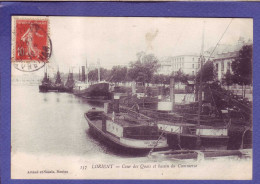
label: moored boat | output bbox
[157,121,229,150]
[39,68,66,92]
[64,70,75,92]
[120,105,229,150]
[84,106,168,152]
[39,68,53,92]
[73,63,112,100]
[74,82,111,100]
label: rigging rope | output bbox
[207,19,234,60]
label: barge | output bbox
[84,106,168,152]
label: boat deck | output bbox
[157,120,227,129]
[105,113,153,127]
[157,120,195,127]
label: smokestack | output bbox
[82,66,86,82]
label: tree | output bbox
[196,60,216,83]
[109,66,127,84]
[231,45,253,97]
[171,70,189,83]
[222,69,234,90]
[187,74,196,81]
[195,60,216,101]
[127,53,160,85]
[151,74,169,85]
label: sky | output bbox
[12,17,253,75]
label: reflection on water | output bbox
[11,85,147,159]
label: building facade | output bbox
[158,54,210,76]
[211,37,252,81]
[158,37,252,79]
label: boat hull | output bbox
[165,133,229,150]
[39,85,66,92]
[85,115,168,153]
[74,82,111,100]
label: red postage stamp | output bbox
[12,16,51,72]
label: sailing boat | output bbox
[39,66,66,92]
[39,66,52,92]
[64,68,75,92]
[73,59,112,100]
[53,68,66,92]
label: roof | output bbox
[207,39,253,60]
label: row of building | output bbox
[158,37,253,81]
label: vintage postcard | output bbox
[11,16,253,180]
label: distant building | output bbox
[211,37,253,80]
[11,73,42,85]
[158,57,173,75]
[158,54,210,76]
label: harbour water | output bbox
[11,85,143,158]
[11,85,252,179]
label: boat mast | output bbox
[197,21,205,148]
[55,66,62,84]
[47,63,50,81]
[44,65,47,77]
[43,65,48,82]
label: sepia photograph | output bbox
[10,16,253,180]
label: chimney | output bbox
[82,66,85,82]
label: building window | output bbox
[221,61,224,71]
[227,62,231,70]
[216,63,218,71]
[198,63,200,68]
[192,71,194,75]
[192,58,194,61]
[192,64,194,68]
